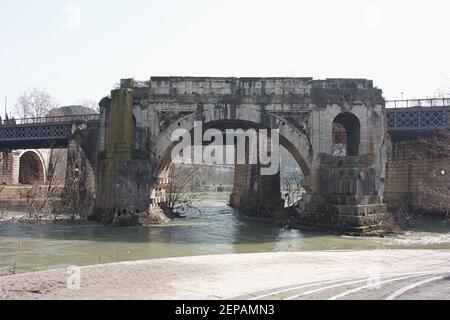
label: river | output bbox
[1,193,450,274]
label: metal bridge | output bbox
[385,98,450,141]
[0,98,449,149]
[0,114,100,149]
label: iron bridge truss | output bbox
[0,114,100,149]
[386,98,450,141]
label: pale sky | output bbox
[1,0,450,118]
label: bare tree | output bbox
[433,81,450,98]
[60,147,94,220]
[23,152,61,221]
[415,129,450,219]
[0,186,5,221]
[76,98,100,112]
[281,169,304,207]
[162,165,201,217]
[14,87,57,119]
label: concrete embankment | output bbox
[1,250,449,300]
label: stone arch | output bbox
[18,150,45,184]
[332,112,361,156]
[154,107,313,193]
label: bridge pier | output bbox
[62,123,98,215]
[230,163,283,217]
[92,89,154,223]
[291,154,387,233]
[0,150,17,184]
[229,130,284,217]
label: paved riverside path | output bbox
[1,250,449,300]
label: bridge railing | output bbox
[0,114,100,126]
[385,98,450,109]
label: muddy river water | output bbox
[1,193,450,273]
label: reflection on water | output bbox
[1,193,450,273]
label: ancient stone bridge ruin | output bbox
[1,78,449,232]
[92,77,389,233]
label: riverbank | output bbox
[1,250,449,300]
[1,192,450,275]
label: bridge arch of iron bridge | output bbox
[0,114,100,150]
